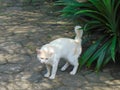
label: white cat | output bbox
[36,26,83,79]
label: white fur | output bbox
[37,26,83,79]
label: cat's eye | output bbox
[41,58,44,59]
[46,58,48,60]
[40,58,48,60]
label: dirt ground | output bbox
[0,0,120,90]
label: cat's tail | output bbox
[74,25,83,42]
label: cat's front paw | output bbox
[44,73,50,78]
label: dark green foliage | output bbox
[56,0,120,71]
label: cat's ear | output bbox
[36,48,41,54]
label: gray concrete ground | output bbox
[0,0,120,90]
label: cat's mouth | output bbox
[40,60,46,64]
[40,59,49,64]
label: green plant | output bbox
[56,0,120,71]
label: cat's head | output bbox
[36,46,54,64]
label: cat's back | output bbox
[49,38,77,49]
[41,38,74,49]
[50,38,74,44]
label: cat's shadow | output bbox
[27,69,45,83]
[27,59,73,83]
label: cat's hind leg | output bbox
[61,62,69,71]
[70,61,79,75]
[69,57,79,75]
